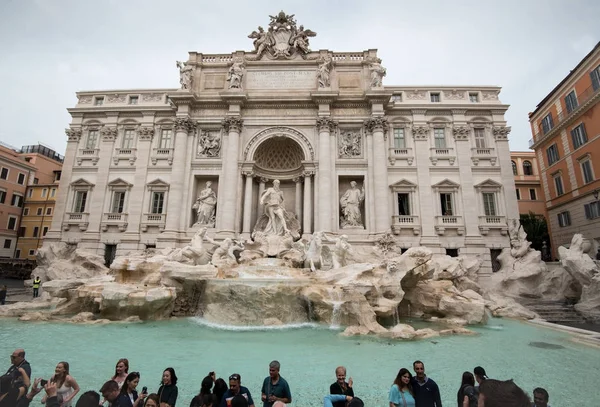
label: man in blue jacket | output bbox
[221,374,255,407]
[411,360,442,407]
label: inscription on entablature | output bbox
[338,73,362,88]
[204,74,226,90]
[244,108,316,117]
[192,109,228,117]
[246,70,316,90]
[331,107,370,116]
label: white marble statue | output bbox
[317,56,332,88]
[248,26,272,59]
[340,181,365,228]
[339,131,361,158]
[259,179,290,236]
[197,131,221,158]
[291,25,316,54]
[176,61,193,90]
[193,181,217,226]
[211,238,245,267]
[369,58,386,88]
[304,231,326,272]
[331,235,352,269]
[179,227,218,265]
[227,59,245,89]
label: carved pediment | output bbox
[432,179,460,190]
[70,178,95,188]
[390,179,417,191]
[108,178,133,189]
[475,179,502,190]
[146,178,170,188]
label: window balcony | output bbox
[151,148,174,165]
[429,147,456,166]
[470,147,497,166]
[391,215,420,235]
[141,213,166,232]
[434,215,464,235]
[101,212,128,232]
[63,212,89,231]
[76,149,99,165]
[113,148,137,166]
[478,215,508,236]
[388,147,414,166]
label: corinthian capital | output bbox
[100,127,118,141]
[493,126,511,140]
[222,116,244,133]
[364,116,389,133]
[65,128,82,141]
[316,117,337,132]
[174,117,196,132]
[138,126,155,140]
[452,126,469,140]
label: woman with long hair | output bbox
[212,378,228,406]
[157,367,178,407]
[117,372,148,407]
[190,373,215,407]
[389,368,415,407]
[112,358,130,388]
[457,372,478,407]
[41,361,80,407]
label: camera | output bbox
[40,379,48,387]
[142,386,148,394]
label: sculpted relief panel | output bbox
[338,130,362,158]
[197,131,221,158]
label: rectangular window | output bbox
[0,168,8,180]
[541,113,554,134]
[29,249,35,256]
[554,174,564,196]
[33,226,39,238]
[482,193,497,216]
[122,129,135,149]
[17,173,25,185]
[33,178,38,184]
[546,144,560,165]
[36,207,42,216]
[591,64,600,91]
[159,129,172,149]
[0,189,6,204]
[565,90,578,113]
[515,189,521,200]
[46,207,52,215]
[397,193,410,215]
[23,208,29,216]
[474,128,486,148]
[111,191,126,213]
[434,128,446,148]
[3,239,11,249]
[7,216,17,230]
[584,201,600,219]
[581,160,594,184]
[15,249,20,258]
[50,188,56,198]
[18,227,26,237]
[571,124,588,149]
[440,193,453,216]
[43,226,49,236]
[430,92,440,103]
[73,191,88,213]
[41,188,48,198]
[11,194,23,207]
[129,95,139,105]
[529,189,537,200]
[557,211,571,227]
[469,93,479,103]
[86,130,98,149]
[27,189,33,198]
[94,96,104,106]
[151,192,164,214]
[393,128,405,149]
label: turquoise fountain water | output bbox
[0,318,597,406]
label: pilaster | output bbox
[364,116,389,234]
[316,117,337,232]
[217,116,244,237]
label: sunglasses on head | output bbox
[229,374,240,381]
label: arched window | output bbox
[523,160,533,175]
[511,161,518,175]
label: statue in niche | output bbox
[339,131,361,158]
[317,56,332,88]
[176,61,193,90]
[193,181,217,227]
[259,179,290,236]
[197,131,221,157]
[340,181,365,228]
[227,59,245,89]
[369,58,386,88]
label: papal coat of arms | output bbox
[248,11,316,59]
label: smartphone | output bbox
[40,379,48,387]
[142,386,148,394]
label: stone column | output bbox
[218,116,243,235]
[46,128,82,241]
[494,126,519,219]
[316,117,336,231]
[242,171,254,236]
[365,117,389,233]
[453,125,480,237]
[258,178,267,203]
[294,177,302,223]
[163,118,194,237]
[412,124,436,241]
[302,170,314,235]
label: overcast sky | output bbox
[1,0,598,154]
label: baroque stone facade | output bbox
[46,12,518,279]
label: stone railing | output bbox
[141,213,166,232]
[76,148,99,165]
[151,148,174,165]
[434,215,464,235]
[478,215,508,235]
[471,147,497,166]
[388,147,414,165]
[113,148,137,166]
[102,213,128,232]
[429,147,456,166]
[331,53,364,61]
[391,215,420,235]
[201,54,234,63]
[63,212,89,231]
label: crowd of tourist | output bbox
[1,348,552,407]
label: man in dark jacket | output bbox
[329,366,354,407]
[221,374,254,407]
[411,360,442,407]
